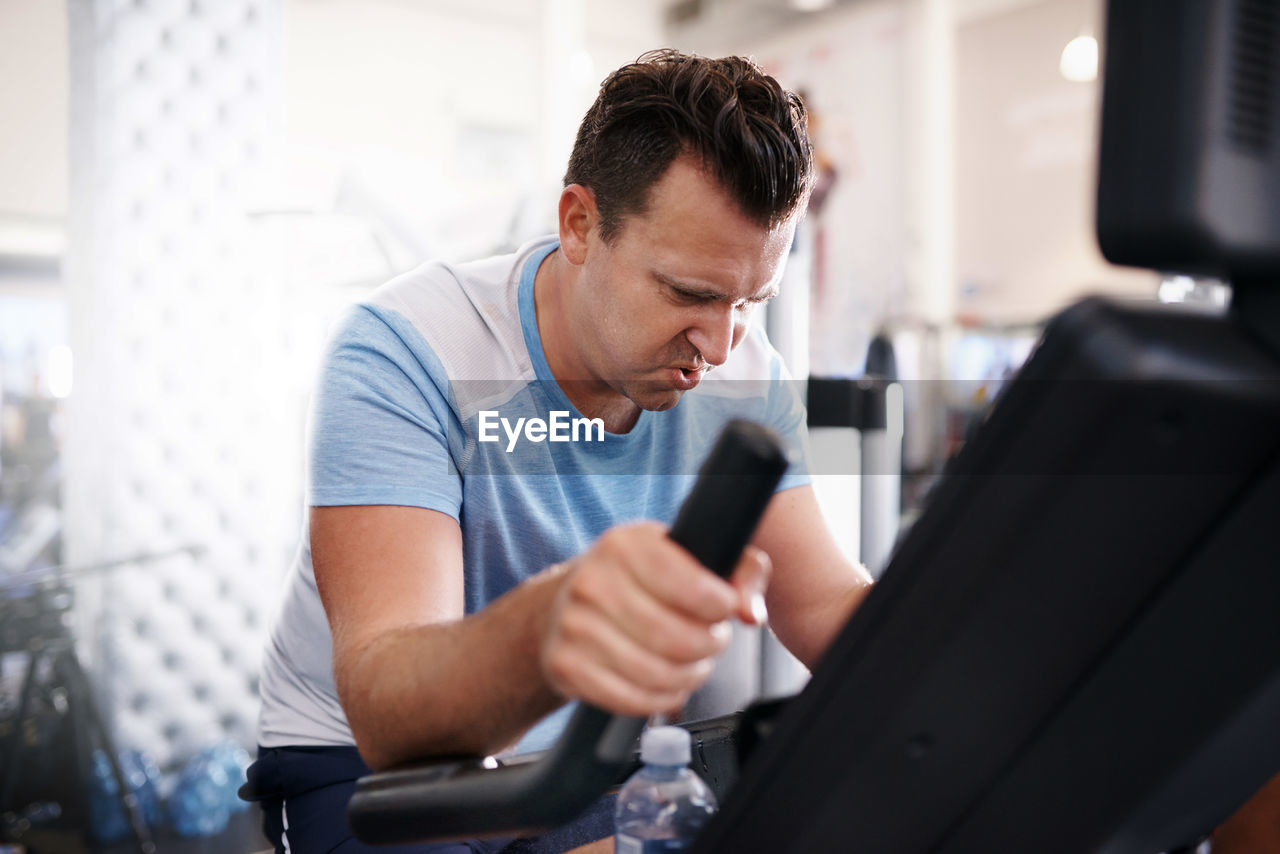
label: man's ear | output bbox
[558,184,596,266]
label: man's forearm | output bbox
[773,573,871,671]
[337,567,569,770]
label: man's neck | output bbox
[532,249,641,434]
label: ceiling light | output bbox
[791,0,835,11]
[1059,34,1098,83]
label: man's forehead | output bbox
[625,154,793,228]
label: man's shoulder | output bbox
[364,246,522,328]
[352,237,554,382]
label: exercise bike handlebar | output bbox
[347,419,789,845]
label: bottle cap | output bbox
[640,725,691,766]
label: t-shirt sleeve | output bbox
[307,303,463,519]
[761,332,812,492]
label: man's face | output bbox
[570,156,796,414]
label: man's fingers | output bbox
[543,642,701,717]
[541,521,762,718]
[597,524,740,623]
[567,561,733,663]
[556,603,718,694]
[731,545,772,626]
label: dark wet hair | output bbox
[564,49,813,243]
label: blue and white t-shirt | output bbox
[256,236,810,755]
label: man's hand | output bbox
[541,521,771,717]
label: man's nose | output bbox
[688,304,739,368]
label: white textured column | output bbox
[899,0,957,475]
[65,0,287,766]
[903,0,957,329]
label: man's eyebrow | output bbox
[653,271,778,303]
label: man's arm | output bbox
[312,504,564,769]
[751,484,873,669]
[313,505,765,771]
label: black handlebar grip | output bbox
[348,420,789,845]
[667,419,791,578]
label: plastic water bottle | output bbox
[167,751,231,837]
[166,740,251,836]
[88,749,162,843]
[614,726,718,853]
[199,740,252,815]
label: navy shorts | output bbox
[241,745,615,854]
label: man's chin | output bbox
[625,383,687,412]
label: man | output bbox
[245,49,871,853]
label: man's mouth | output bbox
[666,364,706,390]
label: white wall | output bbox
[277,0,664,264]
[0,0,68,220]
[0,3,70,408]
[953,0,1153,323]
